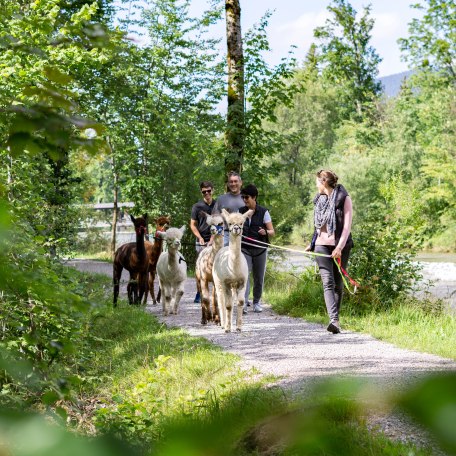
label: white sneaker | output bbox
[253,304,263,313]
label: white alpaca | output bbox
[195,213,224,325]
[156,226,187,316]
[213,208,254,332]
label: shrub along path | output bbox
[69,259,456,450]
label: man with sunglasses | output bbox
[213,171,245,246]
[190,181,217,303]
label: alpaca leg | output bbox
[149,270,157,305]
[128,273,138,305]
[211,284,220,325]
[138,272,148,305]
[223,286,233,333]
[213,277,225,328]
[173,284,185,315]
[162,283,172,316]
[142,272,149,305]
[200,279,211,325]
[113,263,123,307]
[235,287,246,332]
[159,279,166,315]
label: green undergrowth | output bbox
[74,280,435,456]
[75,295,281,451]
[2,267,447,455]
[264,267,456,360]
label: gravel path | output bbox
[68,259,456,452]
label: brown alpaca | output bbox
[195,213,224,325]
[142,215,170,305]
[113,214,149,307]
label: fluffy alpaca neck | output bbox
[228,235,241,267]
[136,232,146,258]
[212,235,224,255]
[167,247,180,268]
[152,235,163,255]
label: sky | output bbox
[188,0,422,77]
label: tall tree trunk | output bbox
[109,141,118,260]
[225,0,245,175]
[111,170,118,260]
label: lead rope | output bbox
[334,258,360,295]
[241,235,361,294]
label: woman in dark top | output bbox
[239,184,275,314]
[306,170,353,334]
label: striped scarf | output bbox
[314,186,338,237]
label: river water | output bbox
[273,250,456,311]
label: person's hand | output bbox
[332,246,342,259]
[198,237,206,246]
[258,227,266,236]
[304,244,312,252]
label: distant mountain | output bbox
[378,70,415,97]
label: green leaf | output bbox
[7,132,42,157]
[44,66,73,85]
[42,390,60,405]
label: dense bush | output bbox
[0,212,109,409]
[348,221,423,306]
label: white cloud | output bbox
[266,10,409,75]
[273,11,330,53]
[371,12,403,40]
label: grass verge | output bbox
[58,270,434,455]
[264,267,456,360]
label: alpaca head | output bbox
[162,225,186,250]
[221,209,254,237]
[130,214,148,236]
[201,212,224,237]
[155,215,171,232]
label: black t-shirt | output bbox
[191,199,216,241]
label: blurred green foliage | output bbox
[0,0,455,455]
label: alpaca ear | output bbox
[143,213,148,222]
[243,209,254,220]
[130,214,136,224]
[221,208,230,221]
[179,225,186,234]
[157,231,167,239]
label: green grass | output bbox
[51,270,443,455]
[264,267,456,360]
[73,291,282,450]
[70,250,113,261]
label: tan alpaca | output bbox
[156,226,187,316]
[195,213,224,325]
[213,208,254,332]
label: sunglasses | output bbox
[201,189,212,194]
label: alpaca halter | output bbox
[210,225,224,236]
[167,239,181,249]
[229,224,242,236]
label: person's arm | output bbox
[332,196,353,258]
[258,211,275,238]
[190,219,205,246]
[259,221,274,237]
